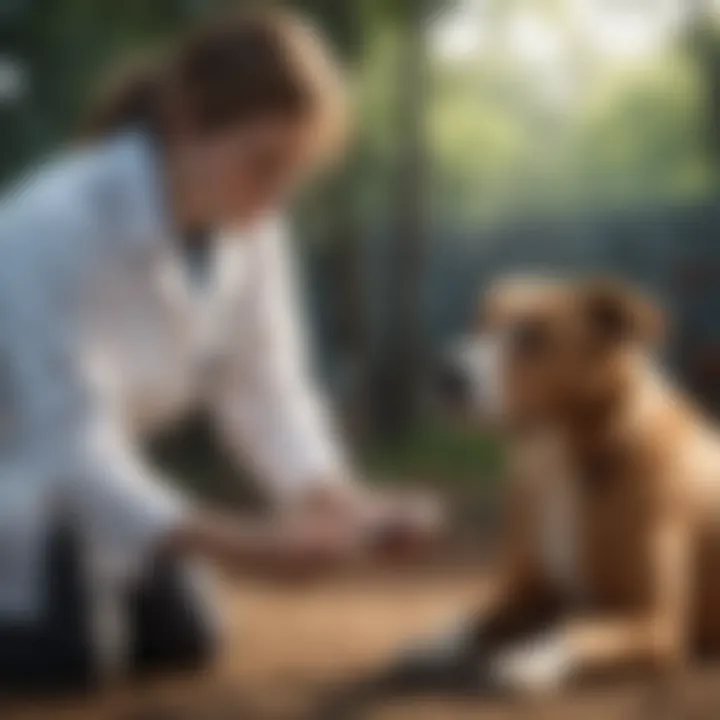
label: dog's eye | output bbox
[510,319,550,359]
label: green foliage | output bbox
[429,42,714,226]
[364,421,505,487]
[428,58,541,224]
[569,52,711,209]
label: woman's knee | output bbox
[131,555,220,672]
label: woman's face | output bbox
[173,116,314,228]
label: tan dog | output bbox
[433,275,720,694]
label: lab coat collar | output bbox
[99,128,175,255]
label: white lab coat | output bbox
[0,130,348,622]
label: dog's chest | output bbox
[515,436,587,599]
[534,453,651,607]
[535,473,585,600]
[579,479,652,607]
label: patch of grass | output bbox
[363,421,505,490]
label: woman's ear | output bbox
[582,278,666,348]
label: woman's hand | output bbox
[166,509,364,583]
[255,513,363,581]
[366,489,445,561]
[293,482,445,564]
[166,482,444,582]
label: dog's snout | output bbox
[435,361,470,404]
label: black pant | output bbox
[0,525,217,693]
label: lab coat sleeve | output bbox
[69,400,189,580]
[212,218,351,507]
[13,300,187,581]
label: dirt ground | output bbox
[4,562,720,720]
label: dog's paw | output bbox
[488,633,573,695]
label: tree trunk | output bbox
[382,1,428,439]
[687,0,720,182]
[292,0,372,443]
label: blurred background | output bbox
[6,2,720,718]
[2,0,720,501]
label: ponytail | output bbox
[80,53,165,140]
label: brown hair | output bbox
[81,7,348,161]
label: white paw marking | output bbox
[490,633,573,694]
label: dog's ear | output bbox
[582,279,665,348]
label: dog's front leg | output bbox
[359,562,559,697]
[346,477,563,696]
[492,514,691,694]
[380,495,562,693]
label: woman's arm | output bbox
[164,507,361,581]
[69,408,362,583]
[210,216,352,508]
[9,277,360,585]
[209,217,443,556]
